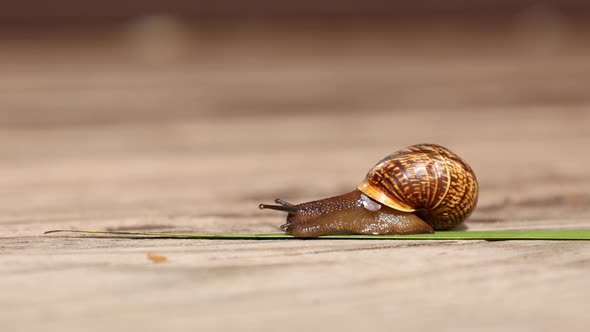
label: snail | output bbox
[259,144,478,237]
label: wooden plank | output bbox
[1,22,590,332]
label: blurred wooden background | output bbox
[1,3,590,332]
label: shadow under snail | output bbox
[259,144,478,237]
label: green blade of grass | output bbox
[44,229,590,240]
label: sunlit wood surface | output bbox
[1,19,590,332]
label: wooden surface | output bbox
[2,20,590,332]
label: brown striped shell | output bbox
[357,144,478,230]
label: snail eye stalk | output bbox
[259,203,299,213]
[274,198,295,207]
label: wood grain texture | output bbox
[1,20,590,332]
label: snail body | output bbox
[260,144,478,237]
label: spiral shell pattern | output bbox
[357,144,478,230]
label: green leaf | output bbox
[44,229,590,240]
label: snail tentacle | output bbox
[275,198,295,207]
[259,203,299,213]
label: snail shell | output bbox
[357,144,478,230]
